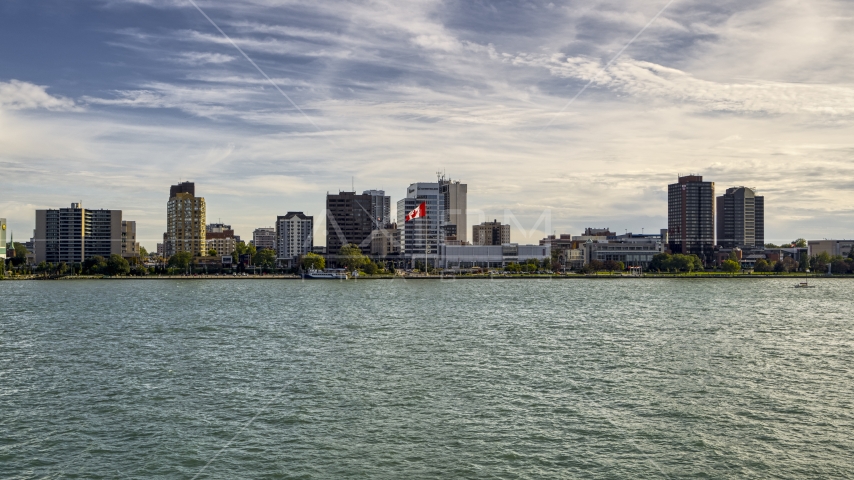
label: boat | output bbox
[302,269,348,280]
[794,281,815,289]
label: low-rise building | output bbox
[371,223,401,257]
[440,244,550,270]
[206,224,237,257]
[581,233,666,269]
[252,227,276,252]
[808,240,854,258]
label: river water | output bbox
[2,278,852,478]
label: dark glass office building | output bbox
[668,175,715,264]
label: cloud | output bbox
[175,51,237,65]
[509,53,854,118]
[0,80,82,112]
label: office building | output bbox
[717,187,764,248]
[121,220,140,259]
[252,227,276,251]
[206,224,237,257]
[581,232,667,269]
[668,175,715,263]
[440,178,467,243]
[472,220,511,246]
[0,218,6,260]
[276,212,313,265]
[363,190,392,227]
[326,191,378,255]
[34,203,122,264]
[165,182,206,257]
[397,182,445,267]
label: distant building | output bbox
[276,212,313,266]
[440,178,467,243]
[165,182,206,257]
[668,175,715,264]
[121,220,140,259]
[472,220,511,246]
[34,203,122,264]
[206,224,237,257]
[808,240,854,258]
[156,243,164,257]
[363,190,392,227]
[252,227,276,252]
[717,186,764,248]
[326,191,379,256]
[370,223,401,257]
[441,244,550,270]
[398,182,445,268]
[583,227,615,237]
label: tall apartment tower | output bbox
[472,220,511,246]
[717,187,764,248]
[326,191,378,255]
[165,182,206,257]
[397,182,445,267]
[667,175,715,263]
[363,190,391,226]
[34,203,123,264]
[440,178,467,243]
[276,212,313,262]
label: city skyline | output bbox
[3,1,854,246]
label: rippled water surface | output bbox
[2,278,853,479]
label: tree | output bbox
[765,243,781,248]
[300,252,326,271]
[831,260,851,274]
[208,248,218,256]
[603,260,624,273]
[792,238,807,248]
[649,253,670,272]
[83,256,108,275]
[811,252,832,272]
[57,262,69,276]
[140,246,148,257]
[338,244,369,272]
[727,251,739,262]
[168,251,193,270]
[233,241,256,257]
[254,248,276,269]
[363,261,379,275]
[754,259,772,272]
[780,257,798,273]
[6,242,29,266]
[722,259,740,273]
[105,254,130,276]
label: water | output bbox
[1,278,852,479]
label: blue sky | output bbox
[2,0,854,248]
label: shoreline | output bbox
[2,274,849,281]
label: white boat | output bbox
[794,281,815,289]
[303,269,348,280]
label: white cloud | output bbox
[0,80,82,112]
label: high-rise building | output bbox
[206,224,236,257]
[668,175,715,263]
[252,227,276,252]
[440,178,467,243]
[363,190,391,227]
[326,191,378,255]
[0,218,6,260]
[34,203,123,264]
[165,182,206,257]
[716,187,764,248]
[397,182,445,267]
[472,220,511,246]
[121,220,140,259]
[276,212,313,263]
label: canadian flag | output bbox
[405,201,426,222]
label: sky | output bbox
[2,0,854,249]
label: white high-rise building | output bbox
[397,182,445,268]
[276,212,313,265]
